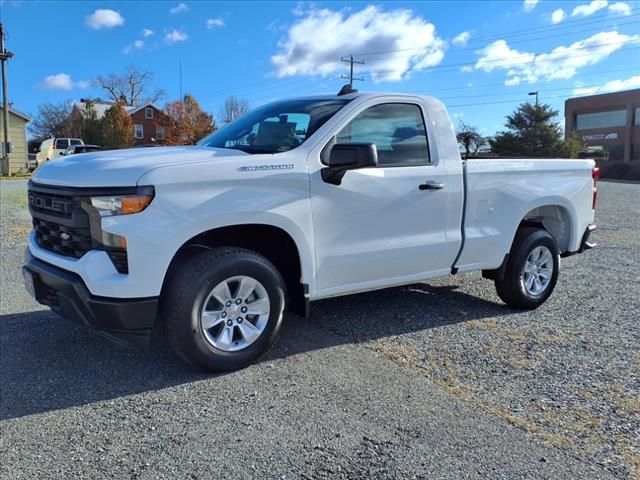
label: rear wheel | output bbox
[164,247,286,371]
[494,227,559,309]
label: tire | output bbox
[494,227,560,309]
[163,247,286,371]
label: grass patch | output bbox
[0,174,31,180]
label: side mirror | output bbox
[321,143,378,185]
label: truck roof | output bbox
[285,91,445,109]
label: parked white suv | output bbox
[23,91,598,371]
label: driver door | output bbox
[309,101,460,295]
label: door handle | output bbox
[419,181,445,190]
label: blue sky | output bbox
[2,0,639,138]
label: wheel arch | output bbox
[483,202,575,281]
[161,223,309,317]
[519,203,574,253]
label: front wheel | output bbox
[163,247,286,371]
[495,227,560,309]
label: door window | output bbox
[336,103,430,166]
[70,139,82,146]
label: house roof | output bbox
[127,103,163,115]
[0,106,31,122]
[73,101,161,118]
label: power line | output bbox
[352,8,640,59]
[357,18,640,60]
[405,66,640,95]
[182,6,639,109]
[377,44,640,76]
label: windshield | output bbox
[197,98,351,154]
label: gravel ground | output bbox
[0,180,638,479]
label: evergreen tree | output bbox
[80,101,104,145]
[490,103,582,158]
[101,103,134,149]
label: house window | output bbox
[156,126,165,141]
[145,107,154,119]
[134,124,144,139]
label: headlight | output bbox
[90,193,154,216]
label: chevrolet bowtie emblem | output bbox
[60,232,71,241]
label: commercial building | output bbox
[564,88,639,163]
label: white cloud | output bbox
[573,75,640,95]
[460,66,473,73]
[608,2,631,15]
[523,0,539,12]
[571,0,608,17]
[169,3,189,14]
[122,39,145,54]
[505,76,522,86]
[475,31,640,84]
[292,1,310,16]
[271,5,447,83]
[165,29,188,45]
[551,8,566,23]
[142,28,154,37]
[452,31,471,47]
[206,18,225,29]
[86,9,124,30]
[42,73,89,90]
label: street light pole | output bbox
[528,91,540,154]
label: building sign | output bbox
[582,133,619,142]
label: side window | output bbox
[70,139,82,146]
[336,103,430,166]
[134,124,144,139]
[55,139,69,149]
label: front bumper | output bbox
[24,250,159,348]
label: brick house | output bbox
[128,104,168,146]
[73,100,168,146]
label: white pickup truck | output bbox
[24,90,599,371]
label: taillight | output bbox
[592,167,600,210]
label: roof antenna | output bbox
[337,84,358,96]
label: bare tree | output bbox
[29,101,80,139]
[219,96,249,124]
[94,66,166,106]
[456,121,487,158]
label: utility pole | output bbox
[0,22,14,176]
[179,61,183,100]
[341,55,364,86]
[528,91,539,153]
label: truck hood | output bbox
[32,146,247,187]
